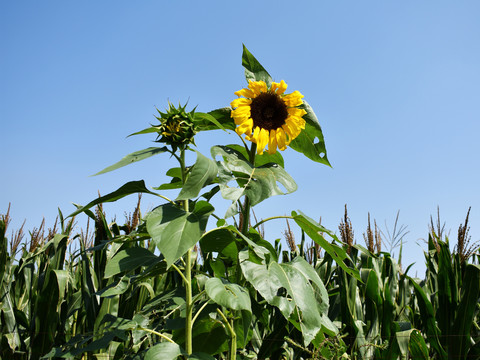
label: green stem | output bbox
[185,244,193,354]
[178,147,193,355]
[252,215,295,230]
[180,147,188,185]
[138,327,176,344]
[240,143,257,236]
[216,308,237,360]
[191,298,209,326]
[170,263,188,284]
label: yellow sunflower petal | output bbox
[232,105,251,117]
[235,118,253,136]
[248,80,268,96]
[232,114,249,125]
[276,128,287,151]
[231,98,252,108]
[234,88,255,98]
[271,80,287,95]
[267,130,278,154]
[283,124,298,146]
[247,125,260,142]
[286,115,305,129]
[287,107,307,118]
[256,128,269,155]
[284,120,301,139]
[286,113,306,130]
[282,90,304,107]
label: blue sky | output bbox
[2,1,480,275]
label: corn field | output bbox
[1,200,479,359]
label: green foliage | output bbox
[212,145,297,218]
[146,201,213,268]
[2,44,480,360]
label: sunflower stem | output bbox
[216,308,237,360]
[178,147,193,355]
[240,143,256,236]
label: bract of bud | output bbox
[155,103,196,152]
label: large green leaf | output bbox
[408,277,447,359]
[193,112,229,132]
[365,269,383,308]
[270,262,323,345]
[289,101,330,166]
[155,167,183,190]
[199,227,238,261]
[212,145,297,218]
[205,108,236,132]
[451,264,480,359]
[0,283,20,352]
[146,201,214,268]
[145,342,182,360]
[288,257,337,336]
[177,151,218,200]
[97,276,130,297]
[394,330,413,359]
[239,250,328,346]
[409,329,430,360]
[173,317,229,355]
[30,234,68,359]
[0,222,18,351]
[104,247,160,278]
[93,277,120,345]
[226,143,284,168]
[241,44,273,87]
[68,180,161,218]
[205,277,251,312]
[93,147,168,176]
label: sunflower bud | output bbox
[155,103,196,152]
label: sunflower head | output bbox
[155,103,196,152]
[230,80,307,155]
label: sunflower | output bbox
[230,80,307,155]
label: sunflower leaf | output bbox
[92,147,169,176]
[205,277,252,312]
[68,180,161,218]
[289,101,331,166]
[211,145,297,218]
[194,111,230,132]
[202,108,236,131]
[239,251,333,346]
[176,151,218,200]
[242,45,273,87]
[146,201,214,268]
[226,144,285,168]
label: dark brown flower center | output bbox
[250,92,288,131]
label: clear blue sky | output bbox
[2,1,480,276]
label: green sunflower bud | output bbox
[155,102,196,152]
